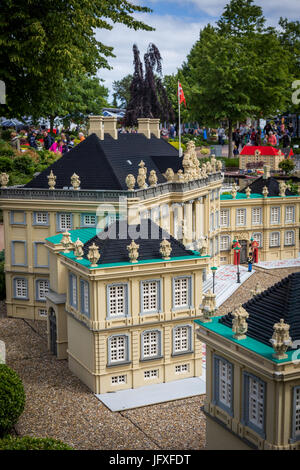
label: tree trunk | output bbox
[228,119,233,158]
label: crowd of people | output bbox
[7,126,86,155]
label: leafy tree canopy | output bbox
[112,74,133,108]
[0,0,153,118]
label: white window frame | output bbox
[285,206,295,224]
[220,235,230,251]
[58,213,72,232]
[173,277,192,310]
[141,280,161,314]
[108,335,129,364]
[173,325,192,355]
[141,330,161,360]
[144,369,159,379]
[236,208,246,226]
[33,212,49,226]
[285,230,295,246]
[252,232,263,248]
[111,375,126,385]
[213,355,233,414]
[81,214,97,227]
[107,284,128,318]
[270,206,280,225]
[36,279,49,301]
[243,372,265,437]
[252,207,262,225]
[220,209,229,227]
[269,231,280,247]
[175,364,189,374]
[14,278,28,299]
[69,273,77,308]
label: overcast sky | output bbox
[96,0,300,102]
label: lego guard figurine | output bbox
[247,252,253,272]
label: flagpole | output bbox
[178,80,182,158]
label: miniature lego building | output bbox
[239,146,293,171]
[195,272,300,450]
[45,219,209,393]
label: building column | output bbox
[184,200,194,247]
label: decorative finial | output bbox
[148,170,158,187]
[164,168,175,182]
[231,183,237,199]
[87,243,100,267]
[279,181,287,197]
[61,231,72,253]
[216,160,223,172]
[160,239,172,260]
[262,185,269,198]
[232,305,249,340]
[270,318,292,359]
[47,170,56,190]
[200,289,217,322]
[245,186,251,199]
[126,174,136,190]
[127,240,139,263]
[137,160,147,189]
[71,173,80,190]
[73,238,84,259]
[0,173,9,188]
[251,283,262,297]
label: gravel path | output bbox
[1,266,299,450]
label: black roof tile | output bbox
[82,219,195,265]
[219,272,300,347]
[240,176,294,197]
[25,133,182,190]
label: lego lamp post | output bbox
[210,266,218,294]
[232,240,241,284]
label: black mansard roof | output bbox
[82,219,196,265]
[25,133,182,190]
[219,272,300,347]
[240,176,294,197]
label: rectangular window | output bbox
[247,376,265,431]
[69,274,77,307]
[111,375,126,385]
[215,211,219,229]
[270,207,280,224]
[213,355,233,414]
[10,211,26,225]
[36,280,49,301]
[285,231,294,246]
[236,209,246,226]
[108,284,127,317]
[82,214,96,227]
[285,206,295,223]
[144,369,159,379]
[210,213,214,232]
[58,213,72,231]
[11,241,27,266]
[252,208,262,225]
[215,236,219,255]
[39,309,47,317]
[220,209,229,227]
[252,233,262,248]
[34,212,49,225]
[14,279,28,299]
[175,364,189,374]
[174,278,190,308]
[174,326,191,354]
[220,236,230,251]
[142,281,159,313]
[293,387,300,440]
[270,232,280,247]
[80,280,90,316]
[142,331,160,358]
[110,336,127,363]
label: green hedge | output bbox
[0,435,73,450]
[0,364,25,436]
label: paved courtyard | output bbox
[1,265,299,450]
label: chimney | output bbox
[88,116,104,140]
[137,118,151,139]
[149,118,160,138]
[103,116,118,139]
[263,165,270,179]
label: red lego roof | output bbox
[240,145,294,157]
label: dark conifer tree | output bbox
[125,43,175,126]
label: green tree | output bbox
[180,1,291,156]
[112,75,133,108]
[0,0,153,120]
[279,159,295,175]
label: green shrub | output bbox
[0,435,73,450]
[12,155,35,175]
[223,158,239,168]
[0,157,13,172]
[0,364,26,436]
[0,129,14,141]
[9,172,32,186]
[0,148,15,158]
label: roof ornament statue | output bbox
[160,239,172,260]
[74,238,84,260]
[201,163,207,178]
[231,183,237,199]
[127,240,139,263]
[251,283,262,297]
[87,243,100,267]
[47,170,56,190]
[61,231,73,253]
[148,169,158,187]
[176,169,184,182]
[137,160,147,189]
[245,186,251,199]
[182,141,201,181]
[232,305,249,340]
[125,174,136,190]
[206,161,212,175]
[164,168,175,182]
[270,318,292,359]
[71,173,80,190]
[197,236,208,256]
[200,289,217,322]
[0,172,9,188]
[262,185,269,198]
[279,181,287,197]
[211,154,217,173]
[216,160,223,172]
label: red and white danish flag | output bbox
[178,81,186,107]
